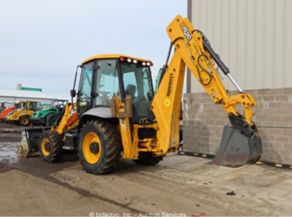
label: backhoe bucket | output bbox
[213,126,262,167]
[17,128,45,157]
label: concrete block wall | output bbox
[183,88,292,165]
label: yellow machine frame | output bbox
[19,15,261,172]
[49,103,78,141]
[113,15,258,160]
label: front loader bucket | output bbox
[213,126,262,167]
[17,128,46,157]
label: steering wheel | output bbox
[98,92,112,105]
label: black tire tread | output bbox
[19,115,29,126]
[46,113,58,126]
[39,130,63,163]
[79,119,121,175]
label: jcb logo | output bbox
[180,22,192,41]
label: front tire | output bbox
[78,119,121,175]
[39,130,63,162]
[19,116,30,126]
[46,113,58,126]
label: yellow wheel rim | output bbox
[41,138,50,156]
[22,118,29,125]
[83,132,102,164]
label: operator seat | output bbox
[125,84,136,99]
[125,84,138,118]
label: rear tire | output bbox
[46,113,58,126]
[19,116,30,126]
[78,119,121,175]
[39,130,63,163]
[133,152,164,166]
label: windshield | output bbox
[14,102,21,109]
[120,62,154,119]
[95,59,119,106]
[77,58,154,120]
[53,100,66,109]
[36,102,42,111]
[77,62,94,114]
[23,102,27,109]
[29,102,42,111]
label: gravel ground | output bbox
[0,122,291,216]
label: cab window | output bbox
[95,59,119,106]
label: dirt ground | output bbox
[0,122,291,216]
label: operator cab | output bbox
[14,101,23,109]
[76,54,154,123]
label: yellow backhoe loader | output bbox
[19,15,262,174]
[7,101,42,126]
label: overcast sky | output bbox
[0,0,187,100]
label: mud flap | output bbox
[213,125,262,167]
[17,128,47,157]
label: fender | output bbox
[78,107,115,128]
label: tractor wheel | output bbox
[46,113,58,126]
[39,130,63,163]
[19,116,30,126]
[78,119,121,175]
[133,152,164,166]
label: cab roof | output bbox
[82,54,152,64]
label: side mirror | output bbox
[70,89,76,98]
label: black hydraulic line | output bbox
[193,30,230,75]
[202,37,230,75]
[165,42,173,66]
[158,42,174,87]
[197,54,212,86]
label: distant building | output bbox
[184,0,292,165]
[0,84,57,105]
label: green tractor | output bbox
[30,100,67,126]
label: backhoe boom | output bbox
[152,15,262,166]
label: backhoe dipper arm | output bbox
[152,15,258,155]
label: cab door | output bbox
[77,62,94,115]
[28,102,41,116]
[93,59,120,107]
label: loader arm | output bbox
[18,102,78,158]
[52,103,78,135]
[152,15,261,165]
